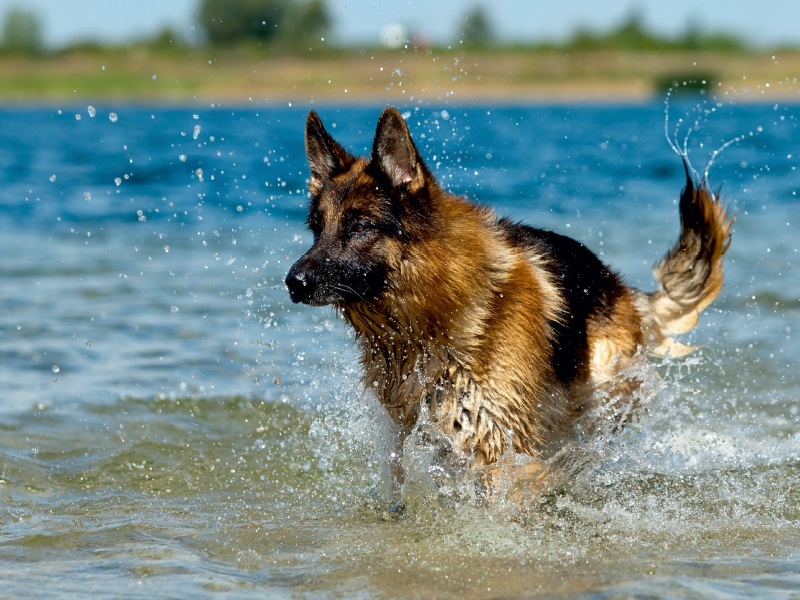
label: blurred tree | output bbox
[566,10,745,52]
[198,0,286,44]
[608,11,655,50]
[279,0,331,46]
[679,18,744,52]
[150,28,188,49]
[0,7,44,55]
[459,5,494,49]
[197,0,332,48]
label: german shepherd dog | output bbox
[286,107,732,472]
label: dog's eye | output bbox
[351,221,370,234]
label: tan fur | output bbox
[587,287,643,382]
[636,172,734,358]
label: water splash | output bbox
[664,82,761,184]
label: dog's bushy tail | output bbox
[639,160,734,357]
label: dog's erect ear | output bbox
[372,108,425,190]
[305,111,355,195]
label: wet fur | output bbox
[287,108,733,469]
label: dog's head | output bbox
[286,108,437,306]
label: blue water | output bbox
[1,102,799,598]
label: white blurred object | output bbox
[380,23,407,49]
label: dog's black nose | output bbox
[285,266,315,303]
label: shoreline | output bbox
[1,89,798,107]
[0,49,799,105]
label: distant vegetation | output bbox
[0,6,43,55]
[553,12,747,53]
[197,0,330,50]
[458,5,495,49]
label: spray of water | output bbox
[664,82,761,185]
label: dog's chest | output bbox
[360,334,456,424]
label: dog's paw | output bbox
[478,455,552,505]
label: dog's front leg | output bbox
[388,422,411,490]
[430,373,509,468]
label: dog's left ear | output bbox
[372,108,425,191]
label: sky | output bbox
[1,0,799,48]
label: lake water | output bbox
[0,100,799,598]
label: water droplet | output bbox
[75,114,81,121]
[193,124,201,139]
[170,306,179,313]
[195,168,203,181]
[52,365,60,373]
[152,75,157,81]
[192,114,200,120]
[236,205,243,212]
[85,340,92,347]
[84,192,91,201]
[273,377,283,385]
[114,177,122,186]
[108,112,118,123]
[49,174,56,182]
[179,155,187,162]
[163,245,169,253]
[87,106,96,117]
[254,438,266,450]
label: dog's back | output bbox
[498,221,641,386]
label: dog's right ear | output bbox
[305,111,355,195]
[372,107,426,192]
